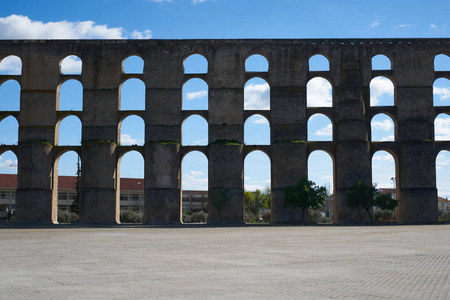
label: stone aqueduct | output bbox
[0,39,449,224]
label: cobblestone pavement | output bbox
[0,224,449,299]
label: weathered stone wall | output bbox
[1,39,449,224]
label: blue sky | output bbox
[0,0,450,197]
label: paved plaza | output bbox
[0,224,449,299]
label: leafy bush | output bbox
[308,209,332,224]
[183,210,208,223]
[57,209,79,223]
[261,210,271,223]
[439,209,450,222]
[120,208,143,223]
[374,208,395,222]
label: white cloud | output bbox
[436,154,450,167]
[0,55,21,75]
[431,24,439,29]
[372,119,393,131]
[373,154,394,162]
[244,83,270,110]
[60,55,82,74]
[186,90,207,100]
[307,77,332,107]
[370,77,394,105]
[380,135,395,142]
[244,184,268,192]
[193,0,208,3]
[252,116,269,124]
[435,117,450,140]
[394,24,410,29]
[182,170,208,190]
[148,0,173,2]
[370,22,380,28]
[192,138,208,145]
[315,124,332,136]
[131,30,153,39]
[0,156,17,170]
[0,15,152,39]
[120,134,143,145]
[434,87,450,101]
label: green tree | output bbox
[374,192,398,221]
[244,189,270,222]
[346,181,377,222]
[283,178,327,223]
[70,156,81,215]
[209,189,231,222]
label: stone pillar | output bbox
[208,47,244,223]
[143,49,182,224]
[270,47,307,223]
[79,48,121,223]
[334,58,372,223]
[15,49,59,223]
[395,51,438,222]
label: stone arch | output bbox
[0,55,22,75]
[120,78,145,110]
[0,115,18,145]
[0,79,21,111]
[122,55,144,74]
[434,54,450,71]
[308,150,334,219]
[0,149,18,220]
[245,54,269,72]
[244,77,270,110]
[60,55,82,75]
[54,150,81,219]
[118,150,145,218]
[182,114,208,146]
[434,113,450,141]
[371,113,396,142]
[119,115,145,146]
[308,113,333,141]
[184,53,208,74]
[182,78,208,110]
[433,78,450,106]
[436,150,450,206]
[244,114,270,145]
[57,115,82,146]
[307,77,333,107]
[58,79,83,111]
[309,54,330,71]
[181,150,208,214]
[372,54,392,70]
[370,76,395,106]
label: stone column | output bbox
[79,48,122,223]
[143,49,183,224]
[207,46,245,223]
[334,57,372,223]
[15,47,59,223]
[395,50,438,222]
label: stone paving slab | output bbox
[0,224,449,299]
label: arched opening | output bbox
[56,151,81,223]
[245,54,269,72]
[120,115,144,146]
[182,115,208,146]
[434,54,450,71]
[307,114,333,141]
[433,78,450,106]
[0,150,17,222]
[120,78,145,110]
[60,55,82,75]
[244,114,270,145]
[370,76,394,106]
[122,55,144,74]
[57,116,82,146]
[182,151,208,223]
[372,54,391,70]
[435,113,450,141]
[371,113,395,142]
[119,150,144,223]
[244,77,270,110]
[436,151,450,218]
[308,150,334,222]
[307,77,332,107]
[182,78,208,110]
[244,150,271,223]
[58,79,82,111]
[0,55,22,75]
[372,150,398,221]
[309,54,329,71]
[184,54,208,74]
[0,116,18,145]
[0,80,20,111]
